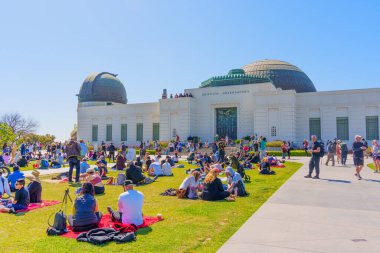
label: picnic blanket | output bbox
[62,214,162,239]
[0,200,60,213]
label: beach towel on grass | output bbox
[61,214,162,239]
[0,200,60,213]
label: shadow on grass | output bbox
[136,226,152,235]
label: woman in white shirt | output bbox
[179,171,201,199]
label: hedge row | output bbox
[249,150,308,157]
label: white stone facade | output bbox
[77,82,380,147]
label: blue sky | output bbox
[0,0,379,141]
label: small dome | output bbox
[78,72,127,104]
[242,59,316,93]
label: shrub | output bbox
[243,136,251,141]
[235,139,241,144]
[249,150,308,156]
[266,141,283,147]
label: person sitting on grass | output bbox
[200,168,234,201]
[68,183,102,232]
[148,160,163,177]
[161,158,173,176]
[95,160,108,179]
[8,166,25,192]
[85,168,105,194]
[225,166,248,197]
[114,153,126,170]
[26,170,42,203]
[79,157,91,180]
[17,155,28,168]
[107,180,144,226]
[259,157,276,175]
[50,158,61,168]
[0,179,30,214]
[178,171,201,199]
[126,162,157,185]
[0,171,11,198]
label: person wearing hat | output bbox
[26,170,42,203]
[107,180,144,226]
[352,135,367,180]
[86,168,105,194]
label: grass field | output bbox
[0,161,302,253]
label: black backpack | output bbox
[47,189,72,236]
[319,142,325,157]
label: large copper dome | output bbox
[242,59,316,93]
[78,72,127,104]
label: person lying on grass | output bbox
[68,183,102,232]
[85,168,105,195]
[225,166,248,197]
[0,178,30,214]
[200,168,235,201]
[126,162,158,185]
[107,180,144,226]
[178,171,201,199]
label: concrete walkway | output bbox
[219,156,380,253]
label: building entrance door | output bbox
[215,107,237,140]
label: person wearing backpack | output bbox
[340,141,348,165]
[304,135,321,179]
[325,140,336,166]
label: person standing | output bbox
[79,140,88,158]
[218,140,226,162]
[304,135,321,179]
[66,137,81,183]
[371,140,380,173]
[303,139,309,157]
[340,141,348,165]
[281,141,287,160]
[325,141,336,166]
[259,137,267,161]
[352,135,367,180]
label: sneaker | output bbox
[304,175,312,178]
[358,176,362,180]
[153,175,159,181]
[312,176,320,179]
[8,208,16,214]
[107,206,113,214]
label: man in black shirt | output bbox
[305,135,321,179]
[126,162,157,185]
[352,135,367,180]
[0,179,30,213]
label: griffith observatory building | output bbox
[76,59,380,146]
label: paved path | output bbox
[219,156,380,253]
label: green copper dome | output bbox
[200,69,271,88]
[78,72,127,104]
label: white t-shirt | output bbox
[162,162,172,176]
[149,162,163,176]
[118,190,144,226]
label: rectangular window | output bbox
[92,125,98,142]
[309,118,321,140]
[153,123,160,141]
[136,123,143,142]
[121,124,127,141]
[336,117,349,140]
[366,116,379,140]
[106,124,112,142]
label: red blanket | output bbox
[62,214,162,239]
[0,200,60,213]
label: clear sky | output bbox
[0,0,379,141]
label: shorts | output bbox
[354,157,364,166]
[7,203,27,211]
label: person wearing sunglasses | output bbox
[0,179,29,214]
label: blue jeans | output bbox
[308,156,320,176]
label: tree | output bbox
[0,123,16,145]
[18,133,55,146]
[1,113,38,141]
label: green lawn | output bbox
[368,163,375,170]
[0,161,302,253]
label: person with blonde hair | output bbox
[372,139,380,173]
[200,168,232,201]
